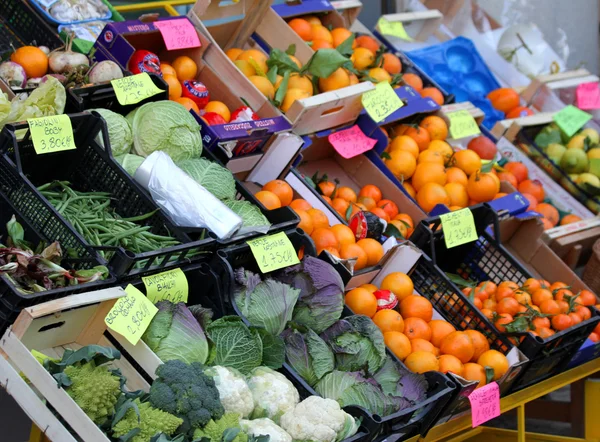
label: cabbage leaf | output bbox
[92,108,133,156]
[206,316,263,374]
[224,200,270,231]
[115,153,145,176]
[177,157,236,201]
[281,325,334,386]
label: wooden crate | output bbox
[0,287,153,442]
[375,9,444,43]
[188,0,374,136]
[440,101,485,127]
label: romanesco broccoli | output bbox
[111,399,183,442]
[63,361,121,424]
[193,413,247,442]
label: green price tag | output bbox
[111,73,164,106]
[105,284,158,345]
[448,110,481,139]
[439,208,479,249]
[142,268,189,304]
[362,81,404,123]
[553,105,592,137]
[590,159,600,177]
[377,18,413,41]
[27,114,76,155]
[247,232,300,273]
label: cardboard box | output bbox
[543,216,600,270]
[188,0,374,136]
[375,9,444,43]
[91,16,291,158]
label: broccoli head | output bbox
[112,399,183,442]
[149,360,224,437]
[193,413,248,442]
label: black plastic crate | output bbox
[411,204,600,392]
[212,229,456,441]
[0,188,117,334]
[0,112,216,279]
[0,0,63,54]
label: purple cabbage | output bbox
[281,325,334,386]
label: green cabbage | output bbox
[223,200,270,232]
[281,325,334,386]
[115,153,145,176]
[132,101,202,161]
[176,157,236,201]
[92,108,133,156]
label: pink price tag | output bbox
[576,82,600,110]
[469,381,500,427]
[328,125,377,159]
[154,19,201,51]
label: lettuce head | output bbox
[92,108,133,156]
[176,157,236,201]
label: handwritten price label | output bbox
[142,268,189,304]
[105,284,158,345]
[28,115,76,155]
[377,18,412,41]
[111,73,164,106]
[448,110,481,139]
[154,19,201,51]
[469,382,500,427]
[576,82,600,110]
[328,125,377,159]
[553,105,592,137]
[247,232,300,273]
[439,208,478,249]
[362,81,404,123]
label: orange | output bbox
[281,88,311,113]
[339,243,368,271]
[536,203,559,227]
[539,299,560,315]
[552,313,573,331]
[440,331,474,364]
[380,272,414,302]
[503,162,528,183]
[262,180,293,206]
[419,115,449,141]
[235,60,257,77]
[332,198,350,217]
[405,351,439,373]
[323,247,340,258]
[351,47,376,70]
[579,290,597,306]
[403,317,432,341]
[388,220,409,238]
[288,18,313,41]
[427,140,454,163]
[237,50,269,73]
[487,88,520,113]
[163,74,182,100]
[522,278,541,294]
[477,350,509,381]
[312,39,334,50]
[11,46,48,78]
[463,363,487,388]
[531,289,553,306]
[438,354,464,377]
[361,283,378,293]
[382,53,402,75]
[331,28,355,48]
[175,97,200,113]
[296,209,314,235]
[160,63,177,76]
[384,331,411,361]
[290,199,312,212]
[304,15,322,25]
[288,75,314,95]
[494,314,513,333]
[452,150,481,176]
[518,180,544,203]
[373,309,405,333]
[507,105,535,119]
[496,297,520,316]
[377,199,399,219]
[225,48,244,61]
[288,55,303,70]
[417,183,451,213]
[311,24,333,43]
[204,101,231,123]
[403,182,416,199]
[370,208,390,222]
[417,149,445,166]
[497,172,518,188]
[345,288,377,317]
[399,295,433,322]
[358,184,383,203]
[336,186,357,203]
[411,338,436,354]
[402,73,423,92]
[467,171,500,203]
[356,35,380,53]
[560,214,582,225]
[172,56,198,81]
[394,213,414,232]
[445,167,468,187]
[389,135,420,158]
[393,124,410,136]
[465,330,490,362]
[249,75,276,100]
[356,238,384,266]
[255,190,281,210]
[307,208,329,230]
[367,67,392,84]
[420,87,444,105]
[405,126,431,152]
[411,163,447,192]
[318,180,336,196]
[274,75,284,90]
[349,73,359,85]
[429,320,456,347]
[385,150,417,179]
[444,183,469,208]
[311,228,339,253]
[319,68,351,92]
[331,224,355,246]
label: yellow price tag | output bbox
[111,73,164,106]
[27,115,76,155]
[362,82,404,123]
[105,284,158,345]
[448,110,481,139]
[142,268,189,304]
[377,18,413,41]
[247,232,300,273]
[553,105,592,137]
[439,208,478,249]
